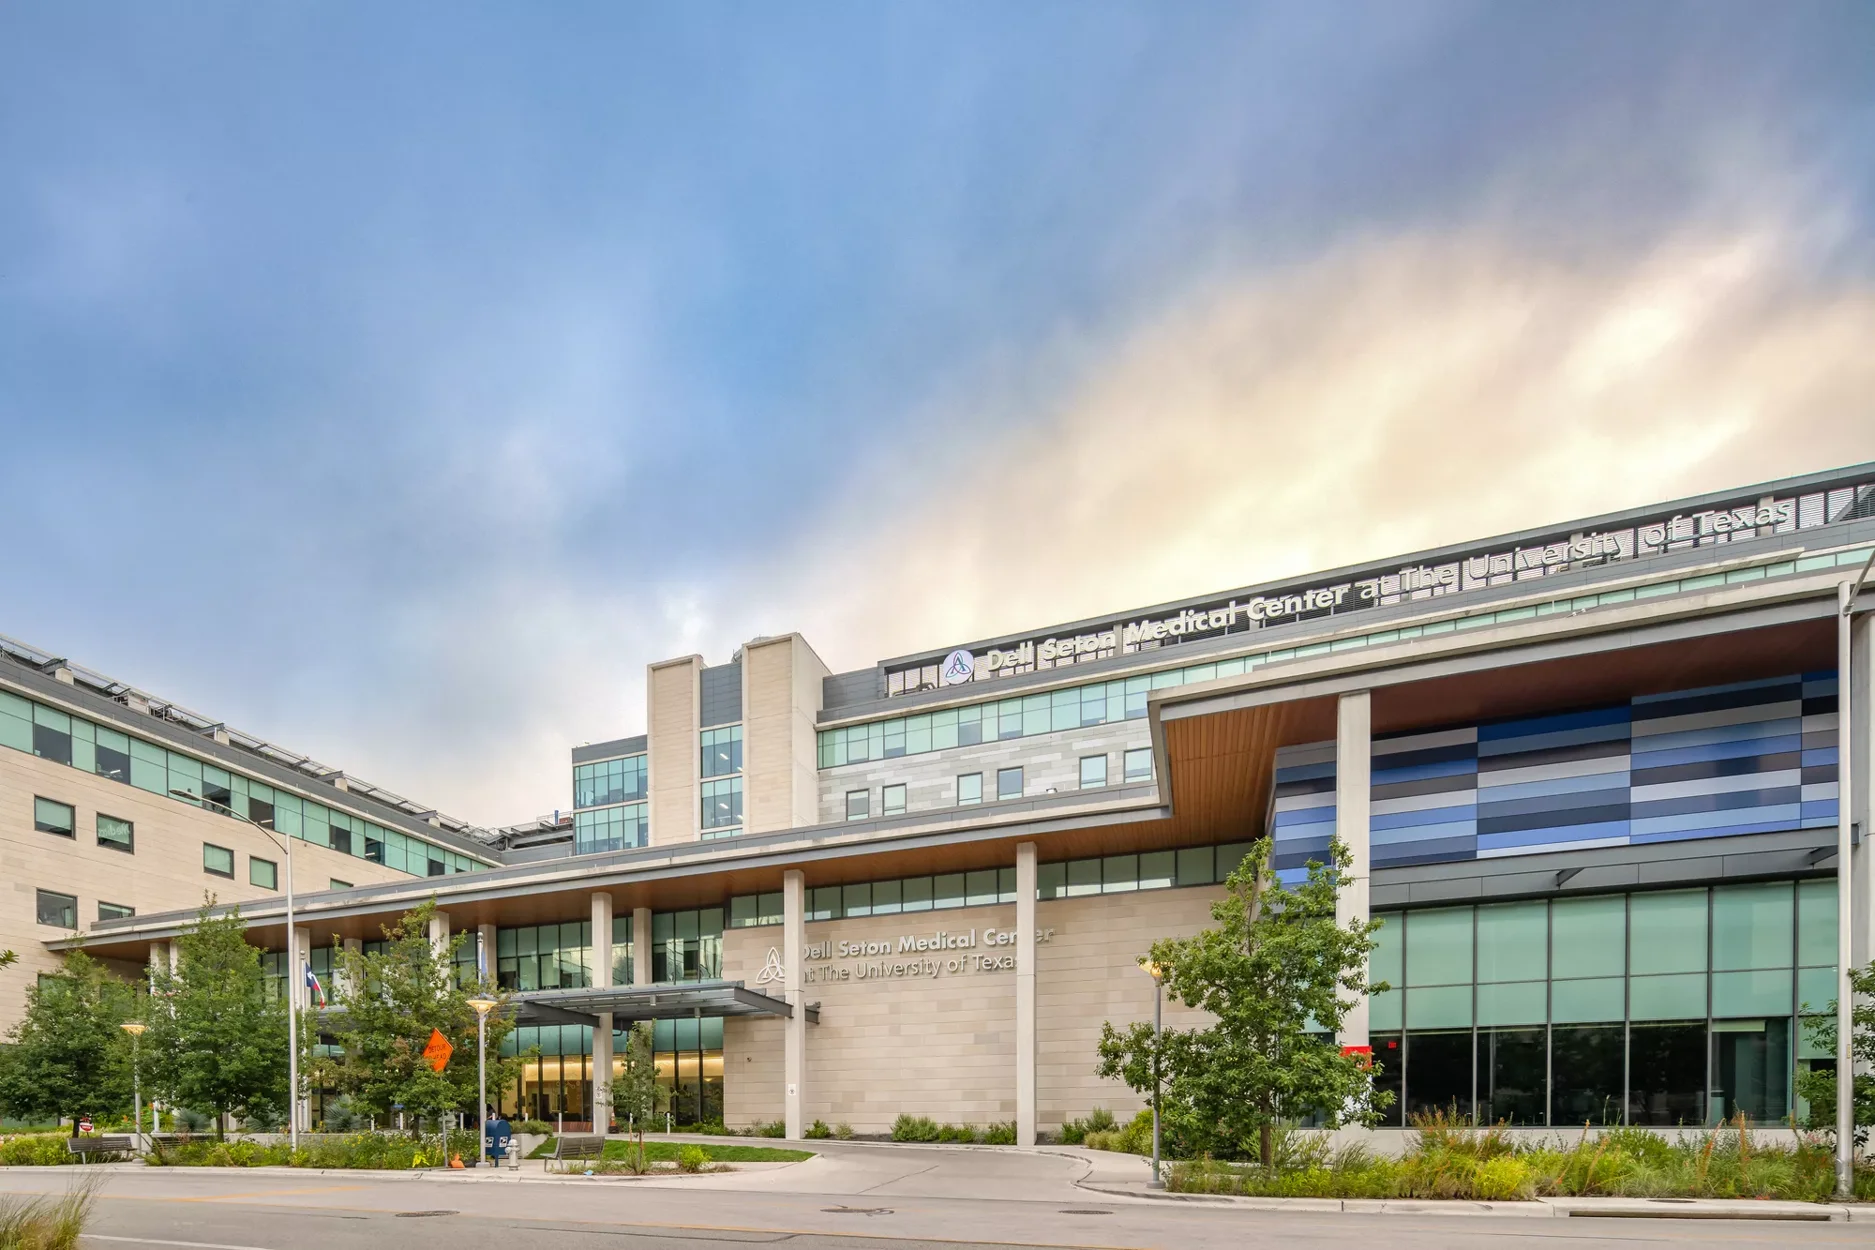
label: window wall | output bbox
[727,839,1256,928]
[651,909,724,983]
[574,754,647,809]
[0,688,483,876]
[496,922,594,992]
[1367,879,1834,1127]
[573,803,647,855]
[498,1018,724,1129]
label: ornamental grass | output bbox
[1162,1113,1875,1203]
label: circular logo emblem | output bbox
[940,649,975,685]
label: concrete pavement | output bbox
[0,1140,1868,1249]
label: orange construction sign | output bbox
[423,1029,454,1072]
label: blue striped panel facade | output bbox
[1269,672,1837,880]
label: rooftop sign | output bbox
[881,488,1847,698]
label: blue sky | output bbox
[2,2,1872,824]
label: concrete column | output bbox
[338,937,364,997]
[427,911,451,959]
[783,869,805,1139]
[591,893,615,1135]
[147,942,170,985]
[1015,842,1037,1146]
[1336,690,1372,1050]
[633,907,653,986]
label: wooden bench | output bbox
[66,1135,136,1159]
[552,1133,607,1163]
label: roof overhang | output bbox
[508,981,814,1028]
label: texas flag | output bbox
[304,965,327,1009]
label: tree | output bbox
[145,902,290,1139]
[1096,836,1388,1166]
[1797,962,1874,1146]
[0,951,135,1134]
[322,900,518,1128]
[612,1022,661,1158]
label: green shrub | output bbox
[0,1135,73,1166]
[513,1120,554,1135]
[833,1122,854,1140]
[804,1120,832,1140]
[981,1121,1017,1145]
[755,1120,786,1139]
[891,1115,941,1143]
[1058,1108,1116,1145]
[677,1145,709,1173]
[936,1122,978,1143]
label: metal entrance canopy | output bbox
[513,980,815,1028]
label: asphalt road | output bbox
[0,1143,1862,1250]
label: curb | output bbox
[1074,1182,1864,1221]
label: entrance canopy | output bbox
[513,980,815,1028]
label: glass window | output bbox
[1370,913,1404,987]
[250,857,278,889]
[1712,883,1792,971]
[1711,1018,1790,1124]
[1629,972,1706,1021]
[1796,878,1836,967]
[94,726,131,782]
[882,784,906,816]
[1066,859,1101,897]
[966,870,999,906]
[330,879,353,891]
[96,813,133,852]
[809,887,839,921]
[996,767,1023,800]
[901,877,933,912]
[1712,969,1792,1018]
[32,705,72,765]
[1079,755,1108,789]
[1476,980,1546,1026]
[1406,984,1472,1028]
[701,726,743,778]
[98,901,134,921]
[933,873,965,909]
[33,797,74,837]
[35,889,77,928]
[702,777,743,830]
[1551,895,1625,978]
[1406,907,1473,986]
[957,774,982,805]
[1551,1024,1624,1125]
[871,879,902,915]
[1404,1030,1472,1120]
[1139,850,1175,889]
[1551,976,1624,1023]
[845,790,869,822]
[1477,1027,1546,1125]
[1037,862,1066,900]
[843,883,872,918]
[1174,845,1213,886]
[1123,748,1153,783]
[1476,900,1546,983]
[1628,1022,1707,1125]
[1101,855,1138,893]
[203,843,235,878]
[1629,890,1707,975]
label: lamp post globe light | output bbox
[172,789,300,1150]
[120,1020,147,1146]
[466,995,497,1165]
[1137,958,1164,1189]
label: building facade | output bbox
[27,463,1875,1141]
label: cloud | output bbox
[281,215,1875,827]
[765,220,1875,678]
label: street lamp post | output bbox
[120,1021,146,1147]
[467,996,497,1166]
[172,790,299,1150]
[1138,959,1164,1189]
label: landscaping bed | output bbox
[1163,1120,1875,1203]
[525,1137,811,1164]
